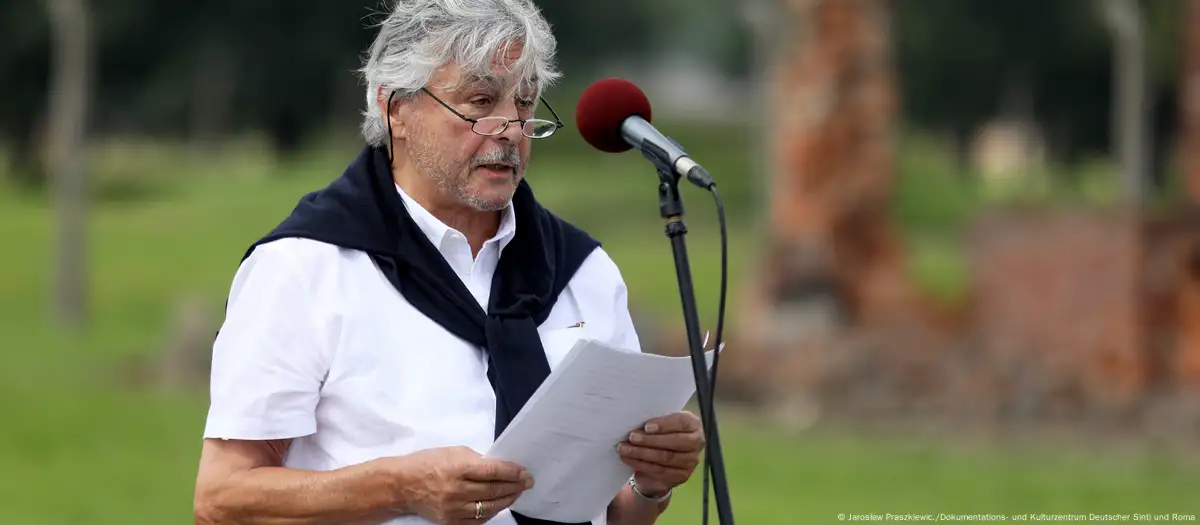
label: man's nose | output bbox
[494,101,526,143]
[496,119,525,143]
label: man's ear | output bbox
[377,86,409,140]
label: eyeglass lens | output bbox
[473,117,558,138]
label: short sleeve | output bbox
[203,240,329,440]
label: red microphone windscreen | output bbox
[575,78,653,153]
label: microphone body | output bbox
[619,115,714,189]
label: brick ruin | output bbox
[720,0,1200,430]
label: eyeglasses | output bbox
[420,87,563,139]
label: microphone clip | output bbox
[639,139,679,181]
[657,167,686,223]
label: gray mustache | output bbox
[472,149,521,168]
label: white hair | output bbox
[358,0,562,147]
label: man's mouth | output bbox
[477,163,515,174]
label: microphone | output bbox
[575,77,736,525]
[575,78,715,189]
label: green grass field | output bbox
[1,131,1197,524]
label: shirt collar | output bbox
[394,183,517,254]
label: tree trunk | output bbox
[190,41,236,151]
[742,0,785,216]
[1175,0,1200,397]
[44,0,91,331]
[763,0,905,329]
[1182,0,1200,204]
[1103,0,1148,207]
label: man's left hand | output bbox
[617,411,705,497]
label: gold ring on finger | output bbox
[475,500,485,520]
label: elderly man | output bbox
[192,1,706,525]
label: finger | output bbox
[460,479,531,502]
[627,429,705,452]
[618,442,699,470]
[457,499,489,523]
[642,411,702,434]
[457,491,523,523]
[620,456,691,485]
[465,459,529,483]
[487,491,522,513]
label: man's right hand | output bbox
[384,445,534,524]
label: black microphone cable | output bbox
[699,178,728,525]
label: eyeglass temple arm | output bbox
[539,96,564,127]
[420,87,481,123]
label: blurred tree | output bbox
[1146,0,1183,190]
[1103,0,1149,206]
[641,0,756,78]
[759,0,910,332]
[43,0,91,331]
[0,0,1187,173]
[536,0,659,78]
[895,0,1181,180]
[1182,0,1200,203]
[895,0,1109,166]
[0,0,50,187]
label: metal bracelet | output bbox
[628,476,672,503]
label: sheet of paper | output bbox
[484,338,716,523]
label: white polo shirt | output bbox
[203,185,641,525]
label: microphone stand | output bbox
[654,165,735,525]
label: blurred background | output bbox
[2,0,1199,522]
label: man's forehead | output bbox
[430,40,539,95]
[497,39,525,64]
[450,72,538,93]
